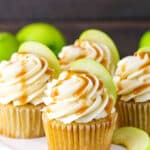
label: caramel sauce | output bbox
[74,75,88,96]
[105,98,113,114]
[46,69,53,75]
[133,84,150,94]
[91,42,101,60]
[51,88,59,97]
[117,82,122,91]
[143,68,149,74]
[137,52,145,59]
[137,52,150,59]
[64,70,74,80]
[80,94,87,100]
[86,73,96,85]
[101,91,106,102]
[16,61,28,105]
[75,40,101,60]
[98,80,103,90]
[101,59,107,68]
[76,106,88,115]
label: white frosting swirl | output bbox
[114,52,150,102]
[0,53,52,106]
[59,40,114,74]
[43,70,115,124]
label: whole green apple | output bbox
[16,23,66,56]
[0,32,19,61]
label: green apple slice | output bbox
[79,29,120,69]
[16,23,66,56]
[70,58,117,104]
[18,41,61,78]
[138,46,150,53]
[113,127,150,150]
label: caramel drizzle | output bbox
[76,106,88,115]
[117,82,122,91]
[133,84,150,94]
[136,52,150,69]
[16,60,27,105]
[74,75,89,96]
[75,40,103,62]
[136,52,150,59]
[105,98,113,114]
[51,88,59,97]
[90,42,102,60]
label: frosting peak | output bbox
[0,53,52,106]
[43,70,115,124]
[59,40,114,74]
[114,52,150,102]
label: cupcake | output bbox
[0,41,61,138]
[114,48,150,135]
[42,58,118,150]
[59,29,119,75]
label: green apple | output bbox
[79,29,120,69]
[139,31,150,48]
[18,41,61,78]
[0,32,19,61]
[112,127,150,150]
[70,58,117,104]
[16,23,66,56]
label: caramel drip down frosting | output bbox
[59,40,114,74]
[0,53,52,106]
[114,52,150,102]
[43,70,115,124]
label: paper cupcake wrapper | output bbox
[43,112,117,150]
[0,103,45,138]
[117,100,150,135]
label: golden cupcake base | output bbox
[117,100,150,135]
[0,103,45,138]
[43,112,117,150]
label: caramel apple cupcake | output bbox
[59,29,120,75]
[114,47,150,135]
[42,58,118,150]
[0,41,61,138]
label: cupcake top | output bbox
[43,70,115,124]
[59,40,114,74]
[0,53,52,106]
[114,52,150,102]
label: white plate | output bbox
[0,136,126,150]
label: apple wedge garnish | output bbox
[79,29,120,70]
[113,127,150,150]
[18,41,61,78]
[70,58,117,104]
